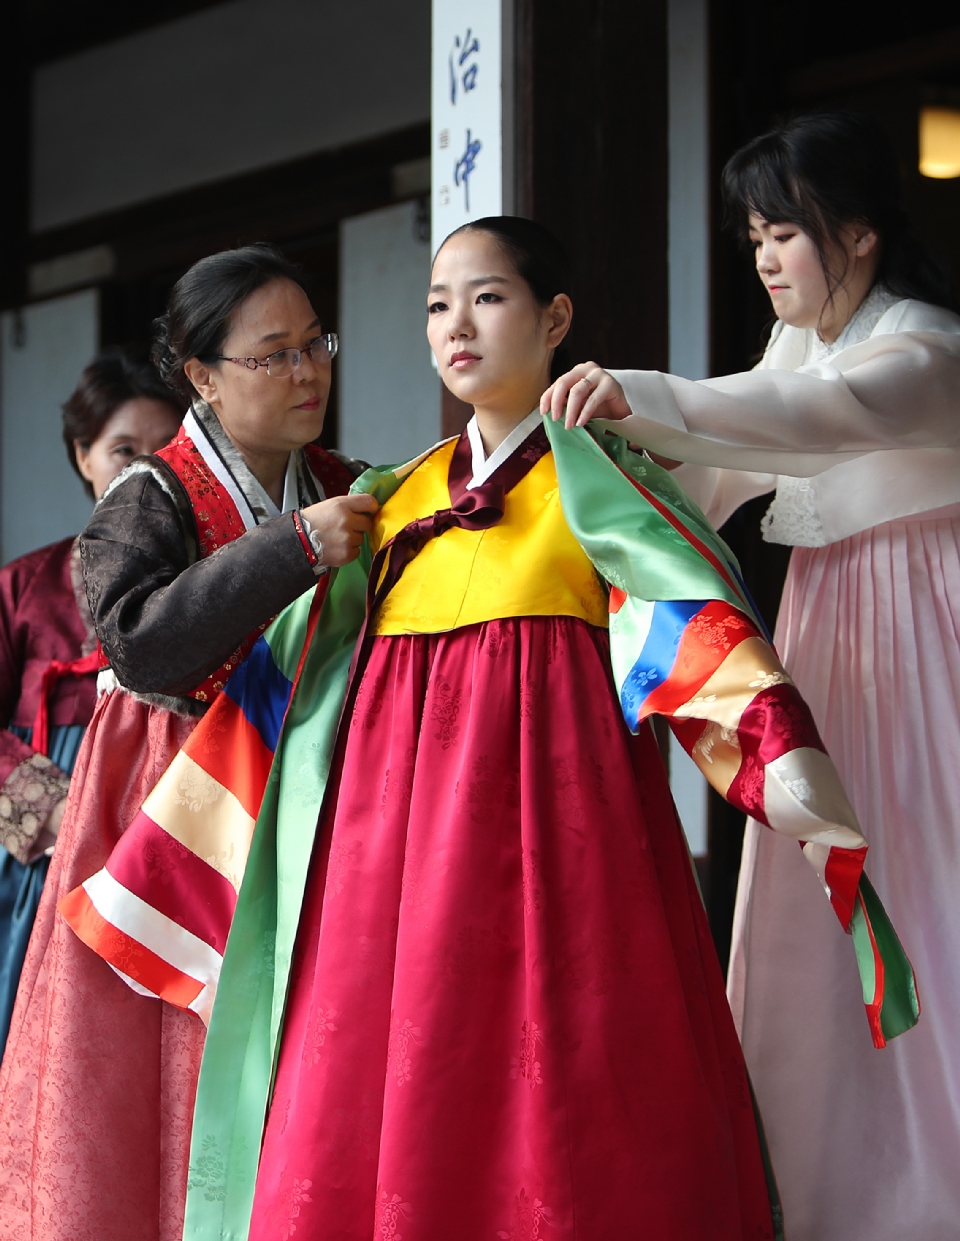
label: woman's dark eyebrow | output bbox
[427,276,511,294]
[256,317,321,345]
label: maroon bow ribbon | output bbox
[366,421,549,619]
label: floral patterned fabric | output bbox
[0,754,69,867]
[0,536,98,861]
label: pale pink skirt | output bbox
[0,689,203,1241]
[728,505,960,1241]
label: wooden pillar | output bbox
[516,0,669,372]
[440,0,669,434]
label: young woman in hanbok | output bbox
[157,216,918,1241]
[0,245,376,1241]
[0,354,180,1053]
[544,111,960,1241]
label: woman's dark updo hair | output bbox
[62,353,181,499]
[722,110,956,314]
[441,216,573,378]
[152,243,310,402]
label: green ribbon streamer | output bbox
[184,458,411,1238]
[849,874,921,1045]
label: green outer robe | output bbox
[182,419,778,1239]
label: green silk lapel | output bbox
[543,416,751,613]
[184,459,415,1240]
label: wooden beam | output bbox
[22,0,227,66]
[0,5,29,307]
[787,26,960,99]
[24,123,430,290]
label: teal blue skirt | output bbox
[0,724,85,1051]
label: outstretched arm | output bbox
[542,329,960,477]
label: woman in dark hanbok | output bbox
[0,245,376,1241]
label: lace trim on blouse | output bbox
[761,476,824,547]
[761,285,901,547]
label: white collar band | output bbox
[465,410,543,489]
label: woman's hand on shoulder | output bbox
[540,362,632,429]
[300,494,379,567]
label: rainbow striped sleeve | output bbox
[546,419,918,1049]
[59,584,326,1024]
[607,584,917,1047]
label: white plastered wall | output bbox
[1,291,100,565]
[32,0,431,231]
[338,201,439,467]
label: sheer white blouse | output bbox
[604,286,960,545]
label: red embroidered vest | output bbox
[155,427,355,704]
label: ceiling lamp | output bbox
[919,106,960,179]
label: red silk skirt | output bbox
[0,689,203,1241]
[250,616,775,1240]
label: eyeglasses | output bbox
[216,332,339,378]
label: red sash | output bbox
[155,428,354,704]
[31,647,102,757]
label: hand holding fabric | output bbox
[540,361,632,428]
[299,494,379,567]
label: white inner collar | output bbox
[465,410,542,489]
[263,454,299,517]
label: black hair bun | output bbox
[151,244,310,404]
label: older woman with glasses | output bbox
[0,244,377,1241]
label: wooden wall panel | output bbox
[516,0,669,373]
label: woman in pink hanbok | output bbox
[545,111,960,1241]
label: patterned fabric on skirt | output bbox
[729,507,960,1240]
[0,689,204,1241]
[250,616,775,1241]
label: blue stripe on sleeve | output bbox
[619,599,707,730]
[223,636,293,754]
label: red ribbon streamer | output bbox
[32,646,102,757]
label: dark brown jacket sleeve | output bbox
[81,467,317,698]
